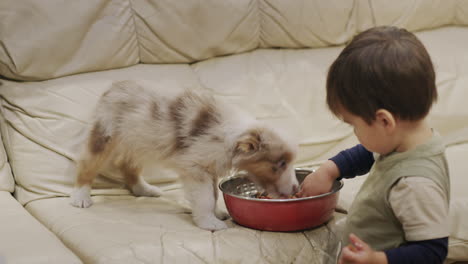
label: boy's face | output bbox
[339,109,396,155]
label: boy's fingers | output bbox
[340,247,358,263]
[348,243,358,252]
[338,248,347,264]
[340,235,368,264]
[349,233,365,250]
[337,256,343,264]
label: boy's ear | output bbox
[236,131,262,154]
[375,109,396,131]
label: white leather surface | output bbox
[259,0,359,48]
[417,27,468,147]
[0,0,139,81]
[0,118,14,192]
[0,191,82,264]
[455,0,468,25]
[26,189,345,264]
[446,143,468,262]
[132,0,258,64]
[2,0,468,81]
[362,0,455,32]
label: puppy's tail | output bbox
[102,80,147,130]
[92,103,115,139]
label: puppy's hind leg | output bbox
[71,122,113,208]
[120,160,163,197]
[181,172,228,231]
[71,157,100,208]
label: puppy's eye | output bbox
[278,160,286,168]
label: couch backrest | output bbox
[1,0,467,81]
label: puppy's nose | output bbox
[292,184,299,194]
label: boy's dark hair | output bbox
[326,26,437,124]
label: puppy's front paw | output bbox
[70,186,93,208]
[194,216,228,231]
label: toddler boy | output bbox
[299,26,450,264]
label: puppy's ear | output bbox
[236,130,262,154]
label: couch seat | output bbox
[25,188,345,264]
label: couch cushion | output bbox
[416,27,468,146]
[132,0,258,64]
[455,0,468,25]
[259,0,359,48]
[359,0,456,32]
[445,143,468,262]
[4,1,468,81]
[25,188,344,264]
[0,117,14,192]
[0,64,199,205]
[0,0,139,81]
[0,191,82,264]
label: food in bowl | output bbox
[219,168,343,231]
[255,191,299,199]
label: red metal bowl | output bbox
[219,169,343,232]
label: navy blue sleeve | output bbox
[329,144,374,180]
[385,237,448,264]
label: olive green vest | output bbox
[342,133,450,250]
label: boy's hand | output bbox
[296,160,339,197]
[338,234,388,264]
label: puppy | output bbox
[70,80,298,230]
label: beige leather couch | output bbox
[1,1,467,263]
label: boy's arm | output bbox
[385,237,448,264]
[329,144,374,180]
[298,144,374,197]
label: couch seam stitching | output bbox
[258,0,264,48]
[128,0,142,63]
